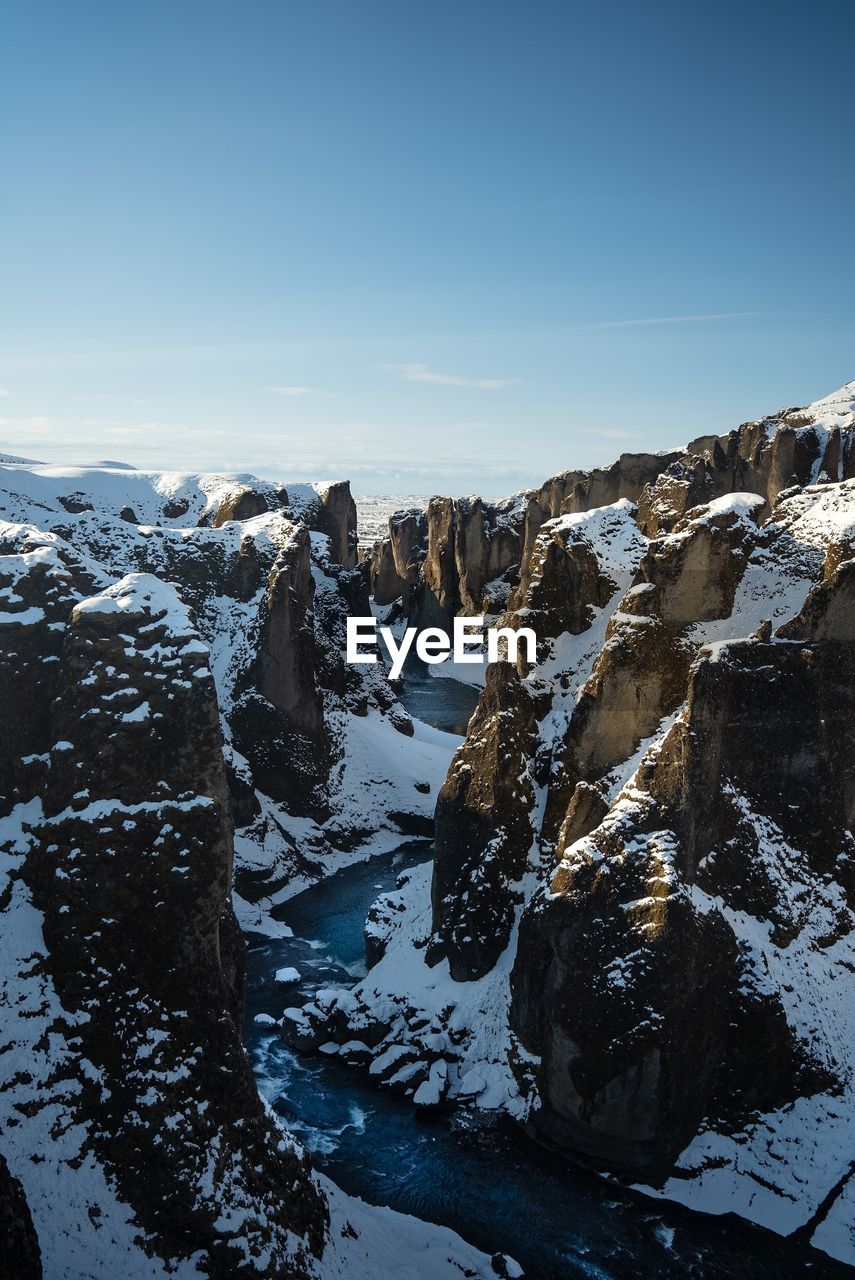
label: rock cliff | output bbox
[369,495,524,626]
[367,383,855,644]
[306,381,855,1269]
[0,463,478,1278]
[0,551,327,1276]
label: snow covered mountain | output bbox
[301,382,855,1269]
[2,381,854,1276]
[0,462,501,1279]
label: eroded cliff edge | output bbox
[0,466,499,1279]
[306,381,855,1267]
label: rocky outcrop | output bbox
[531,451,682,521]
[423,493,763,991]
[0,560,327,1277]
[389,506,429,582]
[365,507,428,607]
[366,456,678,623]
[231,525,329,812]
[541,495,762,847]
[209,483,281,527]
[638,386,855,536]
[367,534,407,605]
[314,479,358,569]
[511,633,855,1176]
[274,480,359,569]
[425,500,659,981]
[369,496,523,626]
[430,663,538,980]
[777,554,855,642]
[508,518,613,648]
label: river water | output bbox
[246,667,847,1280]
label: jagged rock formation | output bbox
[0,462,469,1278]
[520,450,682,561]
[231,523,330,811]
[543,493,763,849]
[507,517,610,647]
[366,452,683,626]
[431,662,538,980]
[366,506,427,606]
[307,382,855,1269]
[637,383,855,536]
[369,495,524,626]
[288,479,358,569]
[0,556,327,1276]
[367,384,855,647]
[512,631,855,1175]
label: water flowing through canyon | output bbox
[246,670,848,1280]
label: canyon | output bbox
[1,379,854,1276]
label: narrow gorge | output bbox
[1,380,854,1277]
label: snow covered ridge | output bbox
[362,378,855,630]
[1,378,854,1276]
[302,461,855,1268]
[0,467,508,1278]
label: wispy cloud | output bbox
[268,385,323,398]
[580,311,771,330]
[0,389,9,398]
[590,428,639,440]
[393,362,514,390]
[0,416,57,431]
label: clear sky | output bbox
[2,0,854,495]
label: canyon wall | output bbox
[0,465,458,1277]
[367,384,855,634]
[310,381,855,1266]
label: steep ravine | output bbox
[296,381,855,1271]
[247,673,850,1280]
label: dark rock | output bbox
[432,662,538,980]
[315,480,358,569]
[0,567,328,1276]
[389,809,434,837]
[210,485,272,527]
[57,492,94,514]
[162,495,191,519]
[0,1154,42,1280]
[511,635,855,1176]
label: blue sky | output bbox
[2,0,853,494]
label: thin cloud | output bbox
[268,385,323,397]
[393,363,514,390]
[580,311,772,330]
[0,390,9,397]
[0,416,57,431]
[591,428,639,440]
